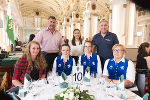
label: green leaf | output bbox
[61,72,67,81]
[59,82,68,88]
[55,95,63,100]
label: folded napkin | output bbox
[143,93,149,100]
[116,75,124,91]
[83,67,90,82]
[59,72,68,88]
[24,74,32,90]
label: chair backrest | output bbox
[0,72,8,91]
[143,93,149,100]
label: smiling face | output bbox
[30,43,40,58]
[73,30,81,40]
[113,46,125,60]
[84,42,92,54]
[99,21,109,34]
[61,46,70,57]
[48,18,56,30]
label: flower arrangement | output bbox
[55,86,94,100]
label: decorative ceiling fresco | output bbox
[17,0,110,22]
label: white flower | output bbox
[60,93,64,97]
[76,95,79,100]
[68,92,74,100]
[75,88,80,93]
[64,93,69,99]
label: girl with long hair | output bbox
[69,29,84,65]
[136,42,150,97]
[12,41,47,87]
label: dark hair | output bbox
[61,43,70,49]
[72,29,82,46]
[64,39,69,44]
[138,42,150,54]
[48,16,56,20]
[29,34,35,42]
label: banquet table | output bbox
[1,57,19,66]
[19,76,142,100]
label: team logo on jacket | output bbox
[92,62,95,65]
[105,39,111,41]
[83,62,86,65]
[68,64,71,68]
[109,66,113,69]
[58,64,61,67]
[120,66,124,70]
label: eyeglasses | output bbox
[84,46,91,48]
[113,49,124,52]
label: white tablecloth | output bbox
[20,76,142,100]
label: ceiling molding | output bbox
[17,0,110,22]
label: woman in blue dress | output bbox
[52,44,75,76]
[79,41,102,77]
[103,44,135,87]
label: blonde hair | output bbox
[112,44,126,52]
[23,41,47,70]
[99,19,108,24]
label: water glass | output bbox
[91,72,97,78]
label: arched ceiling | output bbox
[17,0,110,22]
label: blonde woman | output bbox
[12,41,47,87]
[103,44,135,87]
[79,41,102,77]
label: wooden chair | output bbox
[0,72,8,91]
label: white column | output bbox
[91,15,98,37]
[143,24,148,42]
[80,22,84,40]
[3,10,9,49]
[83,11,91,40]
[16,24,19,39]
[127,2,136,46]
[57,21,60,31]
[70,19,75,39]
[111,0,127,45]
[62,17,66,36]
[66,23,71,40]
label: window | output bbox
[35,16,40,27]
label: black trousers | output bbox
[136,70,150,97]
[71,56,79,66]
[99,55,113,72]
[99,56,106,72]
[43,52,58,76]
